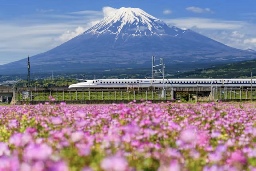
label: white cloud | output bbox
[231,31,244,39]
[163,17,256,50]
[102,6,118,17]
[0,6,119,64]
[186,6,213,14]
[244,38,256,44]
[164,18,243,30]
[0,9,104,65]
[163,10,172,15]
[69,10,102,16]
[57,26,85,42]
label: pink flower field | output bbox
[0,101,256,171]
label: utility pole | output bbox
[160,58,165,88]
[27,56,30,88]
[251,71,253,101]
[151,56,155,87]
[159,58,165,98]
[152,56,155,79]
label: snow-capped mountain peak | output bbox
[84,7,181,38]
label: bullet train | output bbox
[68,78,256,88]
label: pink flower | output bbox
[8,119,18,128]
[0,142,10,156]
[48,96,55,101]
[196,131,210,147]
[71,131,84,143]
[48,161,69,171]
[0,156,20,171]
[158,160,181,171]
[76,143,91,156]
[9,133,23,147]
[51,116,63,125]
[208,152,222,162]
[24,143,52,161]
[82,167,93,171]
[76,110,86,118]
[227,150,247,165]
[179,127,197,144]
[101,155,128,171]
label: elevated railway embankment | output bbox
[0,85,255,104]
[14,86,256,104]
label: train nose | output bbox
[68,84,75,88]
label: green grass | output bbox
[16,88,256,103]
[17,90,170,102]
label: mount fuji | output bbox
[1,7,255,75]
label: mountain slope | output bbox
[0,7,255,75]
[172,58,256,78]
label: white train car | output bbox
[68,78,256,89]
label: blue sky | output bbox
[0,0,256,65]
